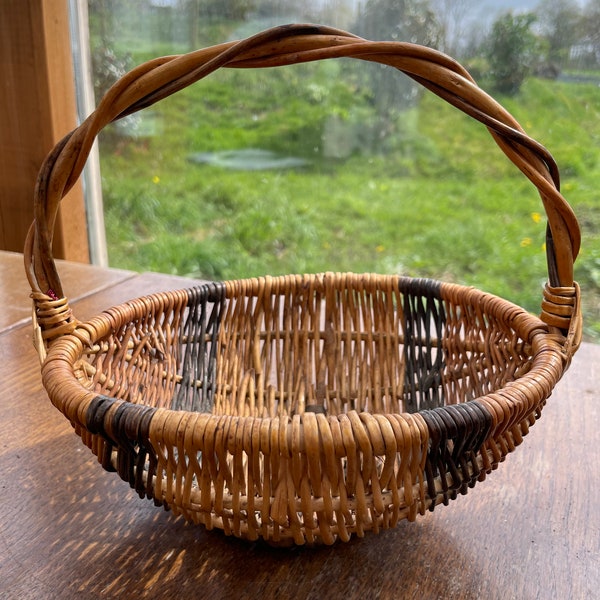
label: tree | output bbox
[431,0,478,58]
[486,12,538,95]
[582,0,600,41]
[535,0,582,67]
[355,0,440,48]
[580,0,600,66]
[353,0,441,115]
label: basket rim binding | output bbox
[25,24,582,544]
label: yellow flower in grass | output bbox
[152,175,160,184]
[520,237,532,247]
[531,212,542,224]
[376,245,385,253]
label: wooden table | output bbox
[1,250,598,599]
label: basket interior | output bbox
[73,273,537,418]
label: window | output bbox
[81,0,600,340]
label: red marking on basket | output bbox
[47,289,59,301]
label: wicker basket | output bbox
[25,24,582,545]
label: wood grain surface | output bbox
[1,252,598,599]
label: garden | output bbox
[91,1,600,339]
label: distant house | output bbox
[569,41,600,66]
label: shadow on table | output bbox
[2,432,490,600]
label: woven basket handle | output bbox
[25,23,581,348]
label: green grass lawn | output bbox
[99,65,600,341]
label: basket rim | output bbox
[40,272,563,434]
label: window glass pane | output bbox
[87,0,600,340]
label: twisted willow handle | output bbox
[25,23,581,341]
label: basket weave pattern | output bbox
[26,24,581,545]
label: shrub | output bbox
[486,12,539,95]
